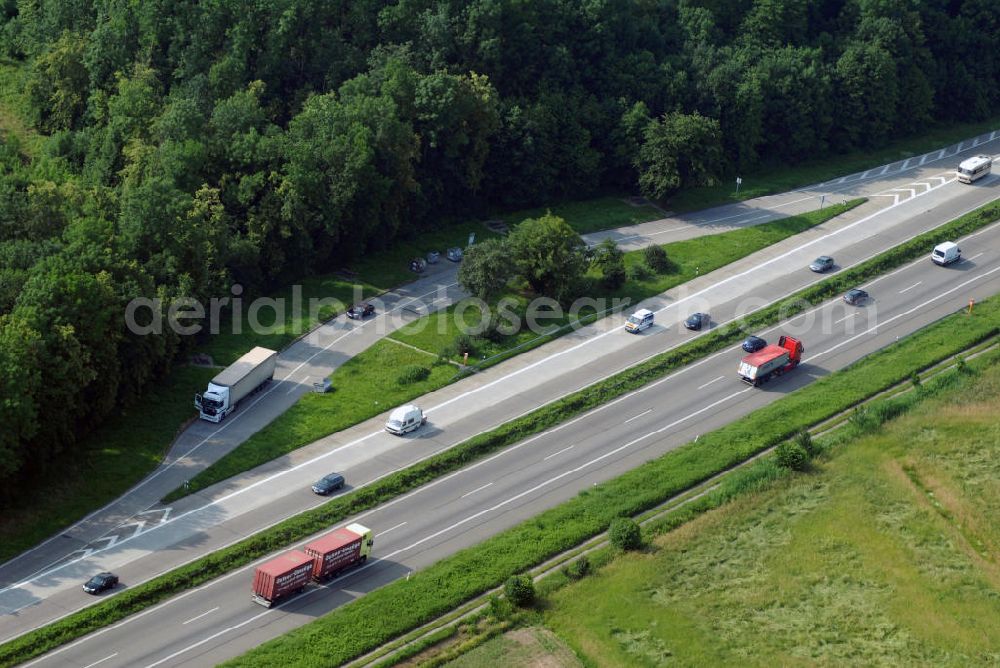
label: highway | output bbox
[2,132,999,637]
[24,191,1000,664]
[4,127,993,589]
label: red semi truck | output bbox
[738,335,804,386]
[251,524,373,607]
[304,524,374,581]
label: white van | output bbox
[931,241,961,266]
[385,404,426,435]
[625,308,654,333]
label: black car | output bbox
[684,313,710,330]
[843,288,869,306]
[742,335,767,353]
[809,256,835,272]
[346,303,375,319]
[311,472,345,495]
[83,572,118,594]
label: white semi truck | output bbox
[194,347,278,422]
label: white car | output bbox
[385,404,426,435]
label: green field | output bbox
[541,363,1000,666]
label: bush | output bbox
[775,441,809,471]
[436,344,457,364]
[602,264,627,290]
[911,371,921,387]
[627,263,651,281]
[643,245,670,273]
[487,594,513,620]
[608,517,642,551]
[396,365,430,385]
[454,333,477,356]
[794,430,816,457]
[562,555,591,580]
[504,575,535,607]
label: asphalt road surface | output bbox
[0,133,998,638]
[1,132,998,641]
[23,195,1000,667]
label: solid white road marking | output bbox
[374,522,407,538]
[697,376,725,390]
[623,409,653,424]
[460,482,494,499]
[181,607,219,626]
[81,654,118,668]
[898,281,922,294]
[544,445,576,461]
[834,313,856,325]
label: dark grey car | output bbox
[810,256,834,272]
[311,473,345,495]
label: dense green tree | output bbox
[637,111,723,199]
[24,31,89,132]
[457,237,513,304]
[507,213,587,300]
[834,42,898,148]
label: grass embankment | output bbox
[667,115,1000,213]
[169,201,861,501]
[219,294,1000,667]
[0,366,215,564]
[3,202,999,668]
[544,361,1000,666]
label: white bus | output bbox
[956,154,992,183]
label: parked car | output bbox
[346,303,375,319]
[426,250,440,264]
[684,313,710,330]
[446,247,463,262]
[843,288,869,305]
[742,335,767,353]
[311,472,345,495]
[809,256,835,272]
[409,257,427,273]
[83,572,118,594]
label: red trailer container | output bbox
[304,527,367,581]
[738,335,804,386]
[252,550,314,607]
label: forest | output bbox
[0,0,998,496]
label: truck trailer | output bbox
[194,346,277,422]
[251,524,373,607]
[737,335,804,386]
[303,523,373,581]
[252,550,314,607]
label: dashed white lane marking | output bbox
[81,654,118,668]
[181,607,219,626]
[375,522,407,538]
[544,445,575,461]
[460,483,493,499]
[697,375,725,390]
[899,281,922,294]
[623,409,653,424]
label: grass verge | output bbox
[172,200,862,500]
[0,203,1000,666]
[544,356,1000,666]
[218,298,1000,667]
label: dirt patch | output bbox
[503,627,583,668]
